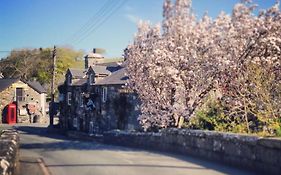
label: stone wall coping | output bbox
[105,128,281,149]
[0,129,20,175]
[102,128,281,174]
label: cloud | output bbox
[125,14,141,24]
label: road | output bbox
[11,124,255,175]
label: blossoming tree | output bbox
[125,0,281,132]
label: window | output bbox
[58,93,64,102]
[16,88,25,102]
[102,87,107,103]
[67,92,72,106]
[73,118,77,128]
[89,73,95,85]
[67,75,72,85]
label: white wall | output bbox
[40,93,46,117]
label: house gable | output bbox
[25,80,46,94]
[0,79,43,101]
[66,68,87,86]
[86,66,96,85]
[65,69,73,85]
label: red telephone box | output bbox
[7,103,17,124]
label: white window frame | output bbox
[73,118,77,128]
[102,87,107,103]
[67,75,72,85]
[67,92,72,106]
[15,88,25,102]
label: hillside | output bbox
[0,47,84,94]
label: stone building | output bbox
[0,79,47,123]
[58,57,140,133]
[95,68,140,131]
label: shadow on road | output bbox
[20,140,129,151]
[19,157,46,175]
[14,124,67,140]
[15,124,135,152]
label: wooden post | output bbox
[50,45,56,126]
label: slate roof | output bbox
[72,78,87,86]
[97,62,123,73]
[90,65,111,75]
[85,52,104,58]
[95,68,129,85]
[0,79,46,94]
[0,78,19,92]
[68,68,87,78]
[97,62,121,67]
[26,80,47,93]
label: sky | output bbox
[0,0,278,59]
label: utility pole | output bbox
[50,45,56,126]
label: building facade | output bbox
[0,79,47,123]
[58,59,141,134]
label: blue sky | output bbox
[0,0,278,59]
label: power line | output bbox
[0,50,33,52]
[0,49,46,58]
[0,50,44,53]
[70,0,123,45]
[0,51,13,52]
[2,0,129,54]
[64,0,113,44]
[67,0,128,46]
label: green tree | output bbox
[0,47,84,94]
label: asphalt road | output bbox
[12,124,256,175]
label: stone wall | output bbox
[0,129,20,175]
[98,85,141,131]
[103,128,281,175]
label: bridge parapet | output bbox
[104,129,281,175]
